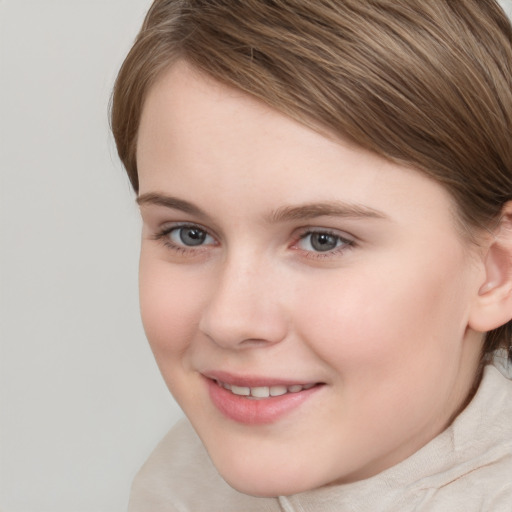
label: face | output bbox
[136,61,485,497]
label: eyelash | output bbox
[153,224,355,259]
[293,229,355,259]
[153,223,215,255]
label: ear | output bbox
[469,202,512,333]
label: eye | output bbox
[168,225,214,247]
[153,224,216,251]
[296,231,353,253]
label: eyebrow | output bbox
[137,192,207,218]
[137,192,388,223]
[266,202,388,223]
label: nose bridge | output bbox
[199,248,286,348]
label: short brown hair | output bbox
[111,0,512,356]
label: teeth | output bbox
[251,386,270,398]
[230,385,250,396]
[270,385,287,396]
[217,381,315,398]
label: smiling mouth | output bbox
[206,375,324,424]
[214,379,319,399]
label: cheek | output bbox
[289,249,476,453]
[295,246,473,380]
[139,256,203,363]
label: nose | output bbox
[198,255,288,349]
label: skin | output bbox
[135,61,487,497]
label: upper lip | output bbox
[202,370,321,388]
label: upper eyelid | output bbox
[295,226,355,241]
[139,204,222,236]
[152,222,357,249]
[153,224,217,253]
[295,231,354,247]
[158,221,216,238]
[157,225,354,240]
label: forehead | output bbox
[137,61,460,234]
[137,60,320,173]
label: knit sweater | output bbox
[128,353,512,511]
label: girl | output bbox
[111,1,512,510]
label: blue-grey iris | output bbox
[180,227,207,246]
[310,233,338,251]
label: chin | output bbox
[223,473,310,498]
[209,452,328,498]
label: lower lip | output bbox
[206,379,322,425]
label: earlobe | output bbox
[469,202,512,333]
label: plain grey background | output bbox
[0,1,182,511]
[1,1,512,511]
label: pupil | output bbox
[311,233,337,251]
[180,228,206,246]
